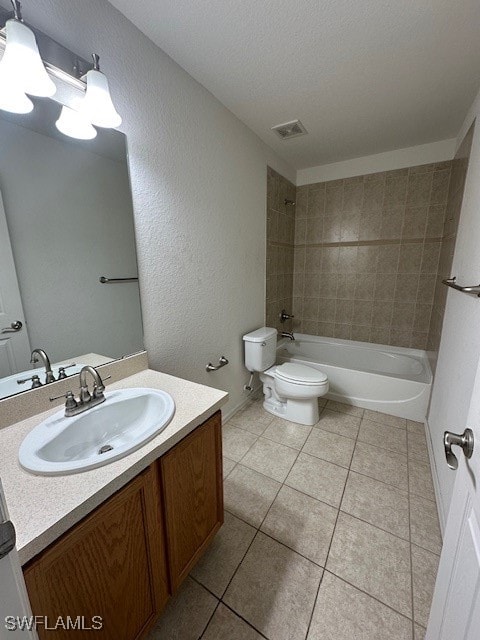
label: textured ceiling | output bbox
[109,0,480,169]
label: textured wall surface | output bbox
[2,0,295,416]
[427,127,473,366]
[265,167,296,332]
[291,162,452,349]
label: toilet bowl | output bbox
[260,362,329,425]
[243,327,329,426]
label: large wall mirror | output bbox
[0,97,143,400]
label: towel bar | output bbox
[442,277,480,297]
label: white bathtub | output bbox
[277,334,432,422]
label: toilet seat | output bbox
[274,362,328,386]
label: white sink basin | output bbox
[19,388,175,476]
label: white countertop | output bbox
[0,369,228,565]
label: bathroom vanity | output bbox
[0,364,228,639]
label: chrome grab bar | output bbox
[206,356,229,372]
[99,276,139,284]
[442,277,480,297]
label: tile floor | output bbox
[148,398,441,640]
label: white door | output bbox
[0,480,36,639]
[0,189,31,378]
[425,357,480,639]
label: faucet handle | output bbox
[57,363,76,380]
[93,376,111,398]
[49,391,78,410]
[279,309,295,323]
[16,374,42,388]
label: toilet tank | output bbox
[243,327,277,372]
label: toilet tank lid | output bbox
[243,327,277,343]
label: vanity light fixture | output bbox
[0,0,56,114]
[0,3,122,135]
[80,54,122,129]
[55,105,97,141]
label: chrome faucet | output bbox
[50,365,110,417]
[280,331,295,341]
[30,348,55,384]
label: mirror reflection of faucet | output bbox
[15,350,77,389]
[30,348,55,384]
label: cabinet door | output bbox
[160,411,223,590]
[23,464,169,640]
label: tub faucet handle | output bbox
[280,309,294,323]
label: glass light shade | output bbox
[55,105,97,140]
[0,71,33,113]
[0,19,56,98]
[80,69,122,128]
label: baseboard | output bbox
[424,416,446,534]
[221,385,262,422]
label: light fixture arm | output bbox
[10,0,22,21]
[91,53,100,71]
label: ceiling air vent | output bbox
[271,119,308,140]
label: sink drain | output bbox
[98,444,113,455]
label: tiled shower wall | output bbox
[291,163,453,349]
[266,167,296,332]
[427,126,474,364]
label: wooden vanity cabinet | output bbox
[23,463,168,639]
[160,410,223,590]
[23,411,223,640]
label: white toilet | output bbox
[243,327,329,425]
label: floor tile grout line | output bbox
[226,456,437,554]
[190,575,270,640]
[219,601,270,639]
[216,530,261,604]
[322,569,415,625]
[305,407,363,639]
[411,540,440,557]
[407,421,416,638]
[255,433,305,531]
[347,466,409,495]
[197,599,220,640]
[347,465,408,492]
[194,512,420,634]
[225,494,436,564]
[354,438,409,462]
[225,423,265,465]
[258,425,313,453]
[337,508,410,545]
[222,399,438,637]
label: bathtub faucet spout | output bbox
[280,331,295,341]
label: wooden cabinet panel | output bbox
[24,464,169,640]
[160,411,223,590]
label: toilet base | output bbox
[262,396,319,426]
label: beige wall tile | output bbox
[269,160,454,349]
[406,173,433,207]
[384,175,408,206]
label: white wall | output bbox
[3,0,295,416]
[0,118,143,364]
[296,139,456,185]
[427,87,480,526]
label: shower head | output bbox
[284,199,295,207]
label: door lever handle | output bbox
[444,429,474,470]
[1,320,23,334]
